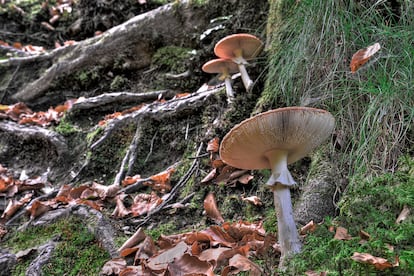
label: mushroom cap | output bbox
[214,33,263,60]
[202,58,239,75]
[219,107,335,170]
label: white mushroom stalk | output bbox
[219,68,235,104]
[232,48,253,92]
[265,149,302,262]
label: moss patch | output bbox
[3,216,109,276]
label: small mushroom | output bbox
[219,107,335,264]
[214,33,263,92]
[202,58,239,103]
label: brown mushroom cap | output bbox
[214,33,263,60]
[202,58,239,75]
[219,107,335,170]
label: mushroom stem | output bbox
[265,149,296,187]
[272,183,302,264]
[265,149,301,264]
[224,77,235,103]
[232,49,253,92]
[237,63,253,92]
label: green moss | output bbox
[147,222,176,241]
[152,45,195,73]
[54,116,79,136]
[110,75,128,91]
[3,217,109,276]
[86,126,104,146]
[285,156,414,275]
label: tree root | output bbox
[2,2,208,104]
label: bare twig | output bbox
[144,130,158,164]
[132,142,203,227]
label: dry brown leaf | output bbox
[146,241,189,272]
[130,192,162,217]
[200,226,235,247]
[18,176,46,192]
[91,182,120,199]
[201,168,217,184]
[100,258,127,275]
[1,199,23,220]
[203,192,225,224]
[26,200,51,219]
[350,42,381,73]
[396,205,410,224]
[166,253,215,276]
[358,229,371,244]
[241,196,262,206]
[334,226,352,240]
[222,254,262,276]
[236,173,254,185]
[300,220,317,235]
[207,137,220,153]
[122,175,142,187]
[112,195,131,218]
[68,185,89,200]
[134,235,157,262]
[149,167,175,186]
[351,252,397,271]
[119,266,146,276]
[75,199,102,211]
[119,227,147,252]
[56,184,72,197]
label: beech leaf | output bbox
[350,42,381,73]
[333,226,352,240]
[351,252,397,270]
[203,192,225,224]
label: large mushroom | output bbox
[219,107,335,264]
[214,33,263,92]
[202,58,239,103]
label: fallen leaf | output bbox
[166,253,215,276]
[130,192,162,217]
[395,205,410,224]
[222,254,262,276]
[206,137,220,153]
[350,42,381,73]
[300,220,317,235]
[359,229,371,244]
[241,196,262,206]
[112,195,131,218]
[146,241,188,272]
[118,227,147,252]
[26,200,51,219]
[122,175,142,187]
[100,258,127,275]
[351,252,397,270]
[201,168,217,184]
[203,192,225,224]
[334,226,352,240]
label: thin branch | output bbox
[131,142,203,227]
